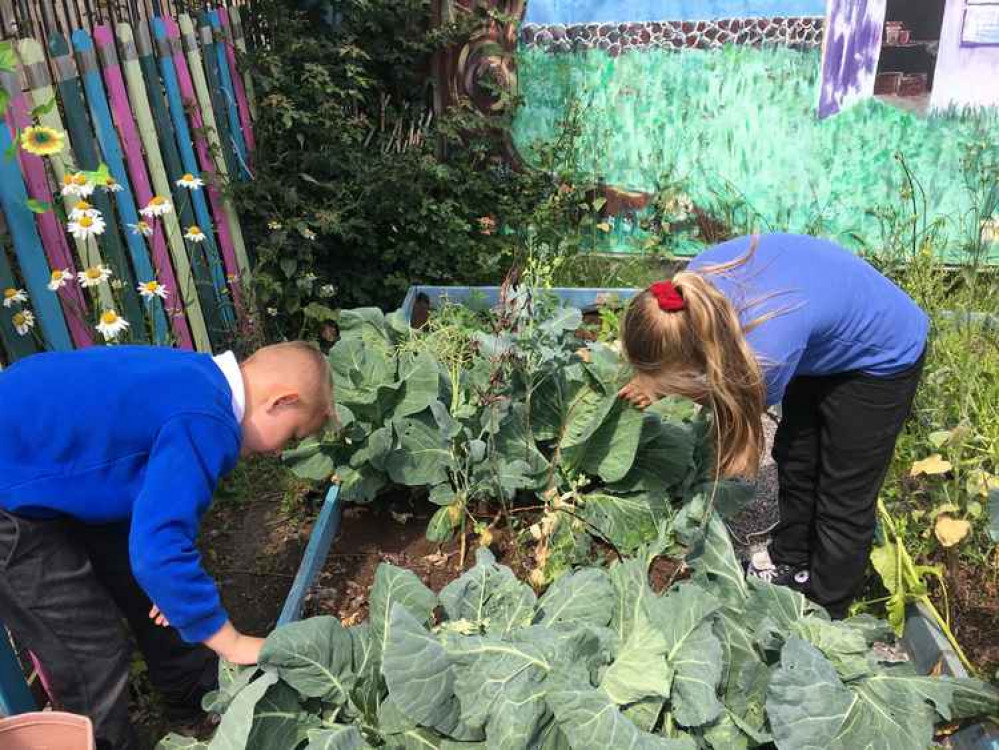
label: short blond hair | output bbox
[244,341,334,420]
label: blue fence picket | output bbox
[196,12,239,181]
[72,29,170,345]
[0,227,41,361]
[151,17,235,328]
[0,121,73,352]
[0,627,35,716]
[208,10,250,180]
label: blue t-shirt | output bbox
[688,234,929,406]
[0,346,241,643]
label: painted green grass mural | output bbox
[512,45,999,260]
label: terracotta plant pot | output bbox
[0,711,95,750]
[899,73,928,96]
[874,72,903,95]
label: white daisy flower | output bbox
[138,280,168,300]
[103,177,124,193]
[68,214,106,240]
[318,284,337,299]
[301,228,317,241]
[48,269,72,291]
[184,225,206,243]
[96,309,130,341]
[111,279,124,291]
[267,220,282,230]
[60,172,94,198]
[175,173,205,191]
[78,265,113,288]
[3,288,28,308]
[140,196,173,218]
[68,201,100,221]
[129,221,154,237]
[11,309,35,336]
[266,307,278,317]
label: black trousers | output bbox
[0,512,218,750]
[770,352,925,619]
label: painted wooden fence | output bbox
[0,3,258,364]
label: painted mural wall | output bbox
[511,0,999,260]
[932,0,999,110]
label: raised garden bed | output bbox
[159,285,996,749]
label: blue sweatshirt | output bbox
[0,346,241,643]
[688,234,929,406]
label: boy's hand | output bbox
[225,634,266,666]
[204,621,265,665]
[149,605,170,627]
[618,379,655,410]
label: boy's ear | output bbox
[268,391,301,411]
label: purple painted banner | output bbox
[818,0,887,118]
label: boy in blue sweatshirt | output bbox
[0,341,334,750]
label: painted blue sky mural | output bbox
[523,0,828,25]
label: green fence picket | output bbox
[47,31,148,341]
[116,21,212,352]
[19,37,116,312]
[134,18,227,345]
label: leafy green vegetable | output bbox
[175,536,998,750]
[284,299,744,577]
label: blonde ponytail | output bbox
[621,248,766,478]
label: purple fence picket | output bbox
[218,6,255,159]
[93,24,193,349]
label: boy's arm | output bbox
[129,414,261,663]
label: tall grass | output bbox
[513,44,999,261]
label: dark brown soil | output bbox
[576,310,602,342]
[304,496,534,624]
[200,495,313,635]
[939,557,999,677]
[205,479,690,631]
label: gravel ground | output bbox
[726,411,781,562]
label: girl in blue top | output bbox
[619,234,928,618]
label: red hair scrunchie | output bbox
[649,280,685,312]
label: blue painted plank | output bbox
[0,625,36,716]
[0,121,73,352]
[0,221,40,361]
[71,29,170,346]
[196,13,239,181]
[277,485,342,625]
[208,11,250,180]
[523,0,827,25]
[401,285,641,325]
[151,18,235,327]
[46,32,148,342]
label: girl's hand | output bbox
[149,605,170,627]
[618,379,655,410]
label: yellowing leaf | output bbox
[966,469,999,498]
[928,430,953,449]
[910,454,952,477]
[596,222,612,233]
[934,515,971,548]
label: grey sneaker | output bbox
[746,549,810,592]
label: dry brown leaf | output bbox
[934,514,971,548]
[910,454,953,477]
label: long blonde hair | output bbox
[621,240,767,478]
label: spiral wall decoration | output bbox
[431,0,527,161]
